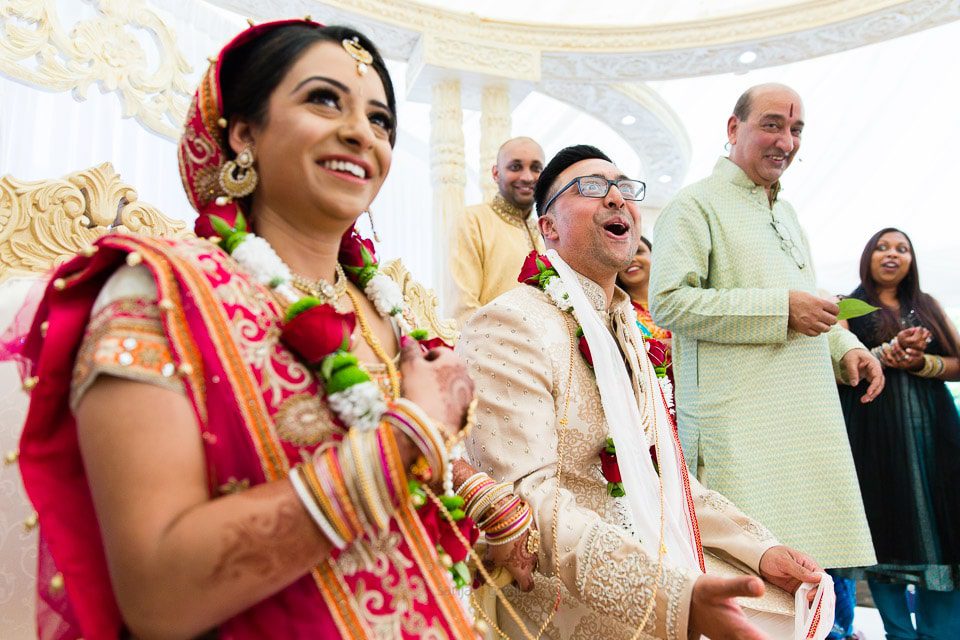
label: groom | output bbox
[459,145,830,640]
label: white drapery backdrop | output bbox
[0,0,642,293]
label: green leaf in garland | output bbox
[326,365,371,394]
[535,257,546,272]
[407,479,427,507]
[208,214,234,239]
[359,243,376,268]
[319,350,359,381]
[234,212,247,233]
[439,494,465,511]
[410,328,429,341]
[607,481,625,498]
[284,296,323,323]
[358,265,379,288]
[576,326,585,339]
[604,436,616,454]
[452,561,471,588]
[224,231,250,254]
[837,298,880,321]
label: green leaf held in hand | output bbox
[837,298,880,321]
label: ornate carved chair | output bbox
[0,163,455,637]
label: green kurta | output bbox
[649,157,875,568]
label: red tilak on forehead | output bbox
[789,103,794,117]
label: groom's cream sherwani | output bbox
[460,273,786,640]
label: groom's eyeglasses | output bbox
[543,175,646,214]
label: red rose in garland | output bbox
[281,304,355,366]
[576,326,594,369]
[646,338,669,369]
[600,438,625,497]
[338,224,380,290]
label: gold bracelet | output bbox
[911,354,945,378]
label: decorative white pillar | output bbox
[429,78,465,308]
[479,84,511,202]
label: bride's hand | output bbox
[483,526,538,592]
[399,337,474,439]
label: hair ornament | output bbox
[342,36,373,76]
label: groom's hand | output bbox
[758,545,823,601]
[688,575,769,640]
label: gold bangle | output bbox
[350,429,389,531]
[911,354,944,378]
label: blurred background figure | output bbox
[617,236,672,345]
[836,227,960,639]
[447,136,545,326]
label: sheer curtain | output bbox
[0,0,447,289]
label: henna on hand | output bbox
[486,528,538,592]
[435,364,475,427]
[205,495,315,586]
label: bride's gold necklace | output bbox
[343,286,401,401]
[290,263,348,303]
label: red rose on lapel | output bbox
[281,305,355,365]
[518,251,553,286]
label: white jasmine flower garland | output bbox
[212,215,417,431]
[327,381,389,431]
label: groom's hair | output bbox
[534,144,612,217]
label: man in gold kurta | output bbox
[448,137,546,326]
[649,84,882,570]
[461,144,830,640]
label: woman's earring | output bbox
[219,146,258,199]
[366,209,380,243]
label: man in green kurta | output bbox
[649,83,883,569]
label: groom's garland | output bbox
[518,251,670,498]
[210,213,474,586]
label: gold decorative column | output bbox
[429,78,466,307]
[479,84,512,201]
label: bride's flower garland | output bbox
[518,251,672,499]
[210,213,472,586]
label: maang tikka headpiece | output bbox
[342,36,373,76]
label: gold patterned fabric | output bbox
[71,297,184,410]
[447,195,546,327]
[459,274,783,640]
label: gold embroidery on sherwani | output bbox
[489,194,531,229]
[699,491,775,542]
[464,286,690,639]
